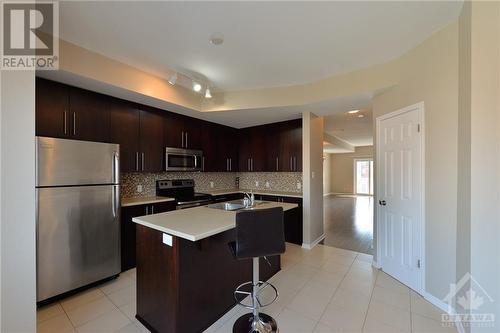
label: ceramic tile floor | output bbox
[37,243,457,333]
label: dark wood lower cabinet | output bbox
[121,201,176,272]
[135,225,280,333]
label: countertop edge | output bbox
[205,189,303,198]
[122,196,175,207]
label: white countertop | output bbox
[132,201,298,241]
[203,189,303,198]
[122,196,175,207]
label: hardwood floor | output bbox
[322,194,374,254]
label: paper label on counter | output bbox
[162,233,173,246]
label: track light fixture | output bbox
[192,82,202,92]
[205,87,212,99]
[168,72,177,85]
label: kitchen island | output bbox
[132,201,298,333]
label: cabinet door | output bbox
[238,128,252,172]
[227,128,239,172]
[121,204,147,271]
[266,123,281,172]
[69,88,110,142]
[109,100,140,172]
[151,201,176,214]
[184,118,202,150]
[201,122,219,172]
[282,196,303,245]
[249,126,267,171]
[36,77,70,138]
[164,113,185,148]
[291,120,303,172]
[140,109,164,172]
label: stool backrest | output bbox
[235,207,286,259]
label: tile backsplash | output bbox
[121,172,302,198]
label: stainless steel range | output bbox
[156,179,212,209]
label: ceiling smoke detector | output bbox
[347,110,360,114]
[209,33,224,46]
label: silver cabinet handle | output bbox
[72,112,76,136]
[146,206,149,215]
[247,158,250,171]
[136,152,139,171]
[63,110,68,134]
[251,158,254,171]
[229,158,232,171]
[226,158,229,171]
[141,152,145,171]
[276,157,279,171]
[151,205,154,214]
[202,156,205,171]
[290,157,293,171]
[185,132,188,148]
[181,131,184,148]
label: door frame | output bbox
[375,101,425,294]
[353,158,374,195]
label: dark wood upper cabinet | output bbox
[69,88,110,142]
[139,109,164,172]
[109,100,141,172]
[164,113,202,150]
[36,78,110,143]
[36,77,70,138]
[279,119,302,172]
[36,79,302,174]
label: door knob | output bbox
[379,200,387,206]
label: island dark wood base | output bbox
[135,225,281,333]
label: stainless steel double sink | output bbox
[207,199,266,211]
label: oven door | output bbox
[165,147,202,171]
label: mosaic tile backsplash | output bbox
[121,172,302,198]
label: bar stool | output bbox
[229,207,286,333]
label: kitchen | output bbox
[35,77,304,332]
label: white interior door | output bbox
[377,103,423,292]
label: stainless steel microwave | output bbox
[165,147,202,171]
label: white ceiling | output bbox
[59,1,463,92]
[324,109,373,146]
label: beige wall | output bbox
[303,112,324,248]
[323,154,332,195]
[467,2,500,329]
[324,146,374,194]
[373,22,459,299]
[1,71,36,332]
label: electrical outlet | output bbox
[255,181,259,187]
[210,181,214,188]
[265,181,270,188]
[137,184,143,193]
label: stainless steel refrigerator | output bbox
[36,137,121,302]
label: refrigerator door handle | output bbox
[112,151,120,184]
[112,185,119,218]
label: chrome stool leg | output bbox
[233,258,278,333]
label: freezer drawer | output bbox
[36,137,120,187]
[37,185,120,301]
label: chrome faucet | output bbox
[243,191,255,207]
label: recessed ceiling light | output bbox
[205,87,212,99]
[168,72,177,85]
[358,114,365,118]
[209,33,224,46]
[192,82,202,92]
[347,110,360,114]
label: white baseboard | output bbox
[302,233,326,250]
[422,291,465,333]
[323,192,334,197]
[372,261,381,269]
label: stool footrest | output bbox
[233,280,278,309]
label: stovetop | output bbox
[156,179,212,204]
